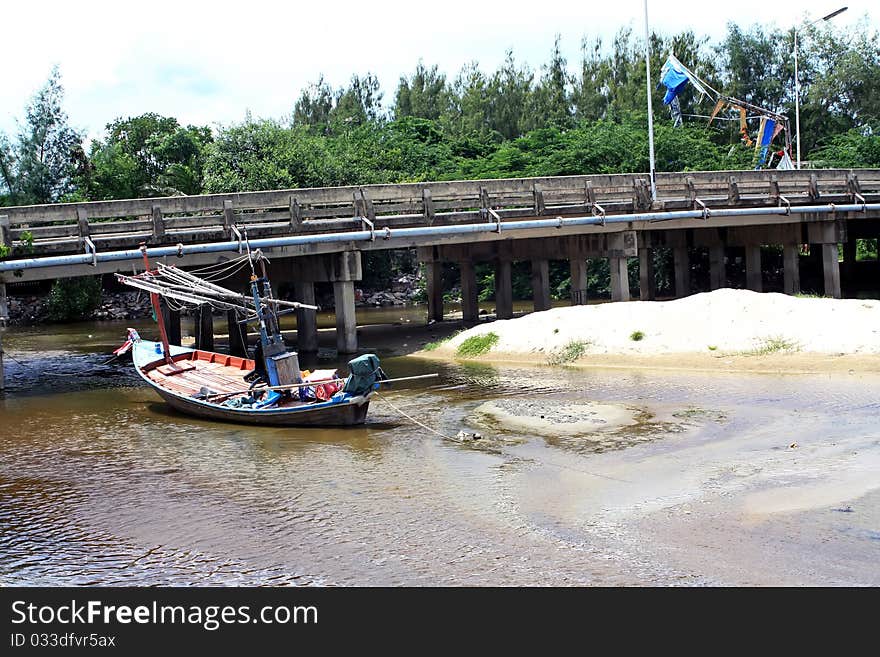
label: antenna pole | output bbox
[140,244,172,363]
[644,0,657,202]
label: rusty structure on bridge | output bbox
[2,168,880,390]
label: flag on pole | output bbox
[754,117,777,168]
[659,54,709,104]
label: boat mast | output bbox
[248,252,299,389]
[140,243,172,363]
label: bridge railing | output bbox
[1,169,877,256]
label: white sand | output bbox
[433,289,880,358]
[474,399,639,436]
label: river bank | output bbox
[2,274,424,327]
[2,306,880,585]
[3,314,880,585]
[416,289,880,374]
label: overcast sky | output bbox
[1,0,875,141]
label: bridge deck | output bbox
[1,170,878,261]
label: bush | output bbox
[546,340,591,365]
[456,332,499,357]
[47,277,103,322]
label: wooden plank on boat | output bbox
[157,362,197,376]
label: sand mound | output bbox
[475,398,639,436]
[431,289,880,358]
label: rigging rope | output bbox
[373,391,455,441]
[373,392,631,482]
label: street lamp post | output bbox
[644,0,656,201]
[794,6,848,170]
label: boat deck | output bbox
[144,351,253,396]
[142,350,335,409]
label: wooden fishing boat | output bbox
[115,245,389,427]
[128,336,373,426]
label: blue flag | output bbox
[754,117,777,168]
[659,55,709,105]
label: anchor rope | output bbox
[0,350,83,376]
[374,391,630,483]
[373,391,455,441]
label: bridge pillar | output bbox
[531,259,551,311]
[639,248,655,301]
[193,305,214,351]
[842,238,857,293]
[0,269,7,390]
[459,261,479,323]
[673,247,690,298]
[294,282,319,352]
[495,260,513,319]
[0,283,8,327]
[808,221,842,299]
[608,231,635,302]
[334,281,357,353]
[281,251,361,352]
[426,260,444,323]
[609,257,630,302]
[569,259,588,305]
[745,245,763,292]
[161,301,181,346]
[227,310,248,357]
[783,243,801,295]
[709,245,726,290]
[821,244,841,299]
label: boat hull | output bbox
[154,386,371,426]
[132,340,372,427]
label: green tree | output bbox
[448,62,493,138]
[486,51,534,140]
[394,61,452,121]
[810,129,880,167]
[528,35,572,130]
[47,277,102,322]
[330,73,385,130]
[0,66,83,204]
[88,113,212,199]
[292,76,335,131]
[204,119,340,192]
[717,23,790,112]
[573,36,611,122]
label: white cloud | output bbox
[1,0,874,140]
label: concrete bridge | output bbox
[2,168,880,388]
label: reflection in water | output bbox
[1,313,880,586]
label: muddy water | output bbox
[1,311,879,586]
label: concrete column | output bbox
[673,247,690,298]
[807,221,842,299]
[569,259,588,305]
[783,244,801,295]
[193,305,214,351]
[495,260,513,319]
[709,245,726,290]
[821,243,841,299]
[459,261,479,323]
[161,301,181,346]
[227,309,247,357]
[745,245,763,293]
[0,283,8,327]
[333,280,358,353]
[842,239,857,291]
[294,282,318,352]
[609,257,630,302]
[638,248,655,301]
[0,332,4,391]
[531,258,551,312]
[426,260,443,322]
